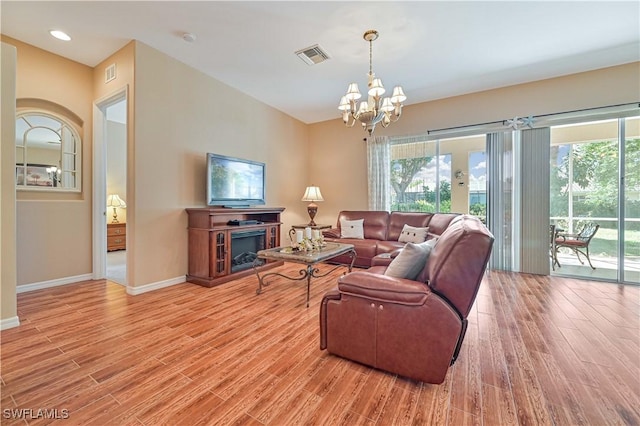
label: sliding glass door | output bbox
[550,116,639,284]
[623,117,639,284]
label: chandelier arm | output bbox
[343,113,357,128]
[388,110,402,123]
[350,99,357,114]
[373,95,381,111]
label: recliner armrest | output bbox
[323,228,341,238]
[337,271,430,306]
[320,287,341,350]
[370,249,403,267]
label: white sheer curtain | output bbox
[366,136,391,211]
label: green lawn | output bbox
[589,227,640,257]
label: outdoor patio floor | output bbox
[552,252,640,283]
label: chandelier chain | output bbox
[369,37,373,77]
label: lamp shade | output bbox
[345,83,362,101]
[338,96,351,111]
[390,86,407,103]
[381,97,395,112]
[367,78,385,97]
[301,186,324,202]
[107,194,126,208]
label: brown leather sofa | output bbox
[322,210,460,268]
[320,214,494,384]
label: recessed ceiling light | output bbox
[49,30,71,41]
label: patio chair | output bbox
[550,224,560,271]
[554,222,600,270]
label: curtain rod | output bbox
[427,102,640,134]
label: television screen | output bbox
[206,153,265,207]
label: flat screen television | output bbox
[206,153,265,207]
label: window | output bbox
[468,151,487,221]
[389,138,452,212]
[390,154,452,212]
[388,135,487,215]
[15,112,81,192]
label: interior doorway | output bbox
[93,88,128,286]
[105,100,127,285]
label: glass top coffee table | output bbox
[253,242,356,307]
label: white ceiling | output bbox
[2,1,639,124]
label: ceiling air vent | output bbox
[105,63,116,83]
[295,44,330,66]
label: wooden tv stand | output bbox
[185,207,285,288]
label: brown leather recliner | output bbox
[319,215,494,384]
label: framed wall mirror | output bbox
[15,111,81,192]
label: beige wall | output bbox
[131,42,309,288]
[308,62,640,223]
[1,42,18,325]
[2,36,94,286]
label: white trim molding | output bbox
[1,316,20,330]
[126,275,186,295]
[16,273,93,293]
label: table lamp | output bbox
[107,194,126,223]
[301,186,324,226]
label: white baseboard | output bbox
[126,275,186,295]
[15,273,185,296]
[16,273,94,294]
[1,316,20,330]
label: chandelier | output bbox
[338,30,407,136]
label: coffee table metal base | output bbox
[253,249,355,308]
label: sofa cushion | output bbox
[375,240,405,255]
[398,224,429,243]
[388,212,432,241]
[324,238,379,268]
[337,211,389,240]
[426,213,459,236]
[384,240,435,280]
[340,218,364,239]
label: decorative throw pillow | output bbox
[340,218,364,239]
[384,240,435,280]
[398,224,429,243]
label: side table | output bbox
[107,223,126,251]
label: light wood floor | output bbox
[1,263,639,425]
